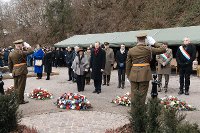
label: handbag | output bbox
[35,60,42,66]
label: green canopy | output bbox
[54,26,200,47]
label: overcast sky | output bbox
[1,0,11,3]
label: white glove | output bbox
[24,42,31,48]
[90,68,92,72]
[9,73,13,77]
[147,36,156,46]
[101,69,104,72]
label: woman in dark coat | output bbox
[43,48,53,80]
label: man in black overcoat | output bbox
[90,42,106,94]
[176,37,196,95]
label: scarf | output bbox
[120,49,125,54]
[94,48,99,56]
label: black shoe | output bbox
[68,79,72,81]
[178,90,184,95]
[102,83,106,85]
[46,78,50,80]
[20,100,29,104]
[97,90,101,94]
[93,90,97,93]
[107,83,109,86]
[185,91,189,95]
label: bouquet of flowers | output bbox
[160,95,196,111]
[55,93,91,110]
[112,92,131,106]
[29,87,53,100]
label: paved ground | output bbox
[3,67,200,133]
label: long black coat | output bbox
[176,44,196,69]
[90,48,106,80]
[44,52,53,73]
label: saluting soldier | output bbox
[126,33,166,111]
[103,42,115,86]
[8,39,33,104]
[156,42,173,92]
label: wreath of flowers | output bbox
[160,95,196,111]
[55,93,91,110]
[112,92,131,106]
[28,88,53,100]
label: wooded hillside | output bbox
[0,0,200,47]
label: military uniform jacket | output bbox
[103,48,114,75]
[8,48,34,76]
[126,43,166,82]
[156,48,173,74]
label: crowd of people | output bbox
[0,33,196,106]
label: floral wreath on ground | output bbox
[112,92,131,107]
[160,95,196,111]
[55,93,91,110]
[28,87,53,100]
[111,92,196,111]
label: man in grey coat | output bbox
[103,42,115,86]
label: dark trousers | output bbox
[118,69,125,86]
[0,59,3,67]
[179,66,192,91]
[37,73,42,78]
[94,76,102,92]
[68,67,73,80]
[76,75,85,91]
[47,73,50,80]
[0,84,4,95]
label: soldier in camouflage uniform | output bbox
[126,33,166,111]
[8,39,33,104]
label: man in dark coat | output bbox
[44,48,53,80]
[116,44,127,89]
[65,47,74,81]
[176,37,196,95]
[90,42,106,94]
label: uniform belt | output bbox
[132,63,150,67]
[14,63,26,67]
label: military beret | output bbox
[13,39,23,44]
[136,32,147,38]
